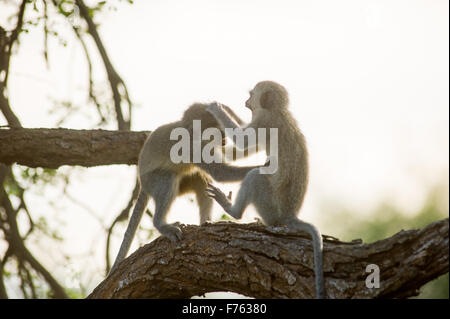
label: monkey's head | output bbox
[182,103,227,145]
[246,81,289,112]
[182,103,221,129]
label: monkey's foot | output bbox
[159,224,183,242]
[206,183,233,215]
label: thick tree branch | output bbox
[88,218,449,299]
[0,128,149,168]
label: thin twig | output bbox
[75,0,132,131]
[0,0,27,128]
[43,0,49,67]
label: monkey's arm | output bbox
[196,162,259,183]
[207,103,241,130]
[221,104,245,126]
[207,103,259,154]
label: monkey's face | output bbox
[248,81,289,111]
[245,89,257,111]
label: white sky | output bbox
[1,0,448,295]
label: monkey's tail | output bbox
[109,191,150,275]
[288,218,325,299]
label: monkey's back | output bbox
[138,121,194,177]
[269,110,309,217]
[138,103,223,180]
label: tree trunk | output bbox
[88,218,449,299]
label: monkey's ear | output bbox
[259,90,279,110]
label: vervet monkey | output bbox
[110,103,260,274]
[206,81,325,299]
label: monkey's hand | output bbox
[206,102,242,132]
[206,183,233,216]
[206,102,224,116]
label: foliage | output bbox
[0,0,134,299]
[323,183,449,299]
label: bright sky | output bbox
[1,0,448,295]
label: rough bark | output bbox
[0,128,149,168]
[88,218,449,299]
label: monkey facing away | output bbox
[109,103,259,274]
[205,81,325,299]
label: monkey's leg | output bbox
[179,173,213,224]
[196,187,213,224]
[231,169,280,225]
[143,170,182,242]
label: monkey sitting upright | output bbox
[206,81,325,299]
[109,103,260,274]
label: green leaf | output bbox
[220,214,232,221]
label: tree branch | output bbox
[0,185,68,298]
[88,218,449,299]
[75,0,132,131]
[0,0,28,128]
[0,257,8,299]
[3,0,27,85]
[0,128,149,168]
